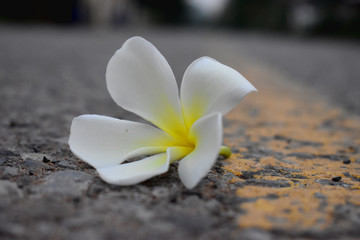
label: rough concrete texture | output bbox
[0,26,359,240]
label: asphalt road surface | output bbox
[0,25,359,240]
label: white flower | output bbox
[69,37,257,189]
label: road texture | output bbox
[0,26,359,240]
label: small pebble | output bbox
[0,158,7,165]
[2,167,19,178]
[343,159,351,164]
[8,120,16,128]
[332,176,341,182]
[42,156,50,163]
[57,160,76,169]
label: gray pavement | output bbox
[221,32,360,115]
[0,25,359,240]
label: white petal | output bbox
[97,146,192,186]
[180,57,257,128]
[178,113,222,189]
[97,153,169,186]
[69,114,180,168]
[106,36,188,142]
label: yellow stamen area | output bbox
[182,95,206,130]
[155,103,190,146]
[169,147,194,163]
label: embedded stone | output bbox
[33,170,93,199]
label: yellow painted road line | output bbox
[222,61,360,231]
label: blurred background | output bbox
[0,0,359,37]
[0,0,359,119]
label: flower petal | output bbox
[69,114,180,168]
[106,36,188,142]
[178,113,222,189]
[97,153,169,186]
[180,57,257,128]
[97,146,192,186]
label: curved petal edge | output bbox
[69,114,179,169]
[96,146,193,186]
[180,56,257,128]
[178,113,223,189]
[106,36,188,142]
[97,152,169,185]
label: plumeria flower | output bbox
[69,37,256,189]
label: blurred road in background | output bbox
[1,25,359,117]
[219,33,360,115]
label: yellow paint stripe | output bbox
[222,61,360,231]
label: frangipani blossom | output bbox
[69,37,257,189]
